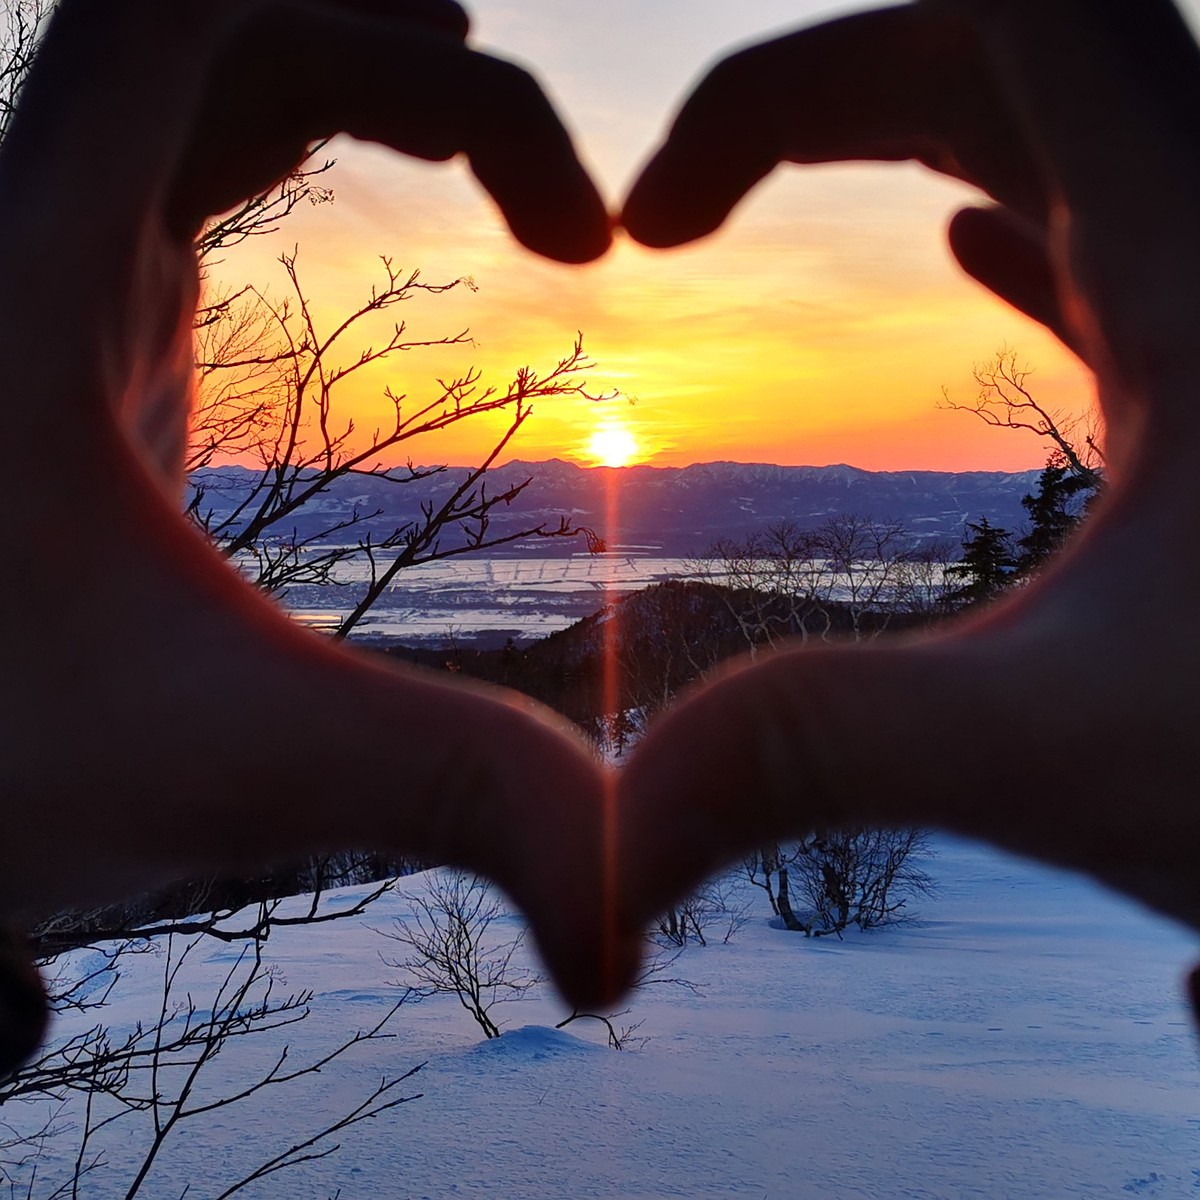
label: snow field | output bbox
[20,837,1200,1199]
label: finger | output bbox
[328,0,470,41]
[622,4,1039,248]
[0,925,46,1081]
[929,0,1200,420]
[947,205,1078,356]
[932,0,1200,217]
[1188,963,1200,1042]
[0,0,608,266]
[0,0,470,194]
[168,1,610,262]
[618,637,1012,926]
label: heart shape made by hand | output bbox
[3,0,1200,1082]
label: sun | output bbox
[586,423,640,468]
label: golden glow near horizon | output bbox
[200,0,1103,475]
[211,198,1093,473]
[586,421,641,468]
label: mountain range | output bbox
[190,459,1042,557]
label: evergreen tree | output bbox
[1015,452,1101,576]
[945,517,1017,608]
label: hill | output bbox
[190,459,1040,556]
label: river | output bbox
[279,553,697,645]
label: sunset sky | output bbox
[206,0,1194,474]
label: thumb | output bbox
[618,632,1014,926]
[617,571,1200,940]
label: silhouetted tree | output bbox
[0,0,45,143]
[945,518,1017,608]
[941,347,1103,486]
[943,347,1103,582]
[1015,453,1101,577]
[744,832,934,938]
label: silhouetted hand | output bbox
[0,0,616,1073]
[618,0,1200,995]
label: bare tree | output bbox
[28,864,400,958]
[575,524,951,765]
[743,843,810,933]
[942,348,1104,581]
[656,873,752,948]
[691,524,832,652]
[891,538,959,624]
[2,913,420,1198]
[381,872,541,1040]
[790,829,936,937]
[744,832,935,938]
[188,251,607,632]
[197,154,336,268]
[0,0,47,144]
[813,514,924,639]
[554,1009,648,1052]
[379,873,700,1051]
[692,517,940,650]
[940,346,1104,487]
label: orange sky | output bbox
[203,1,1100,475]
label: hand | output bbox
[617,0,1200,976]
[0,0,616,1072]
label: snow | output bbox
[13,838,1200,1199]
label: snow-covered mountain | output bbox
[190,459,1041,556]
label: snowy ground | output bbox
[14,838,1200,1199]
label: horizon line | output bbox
[196,456,1045,477]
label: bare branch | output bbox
[940,346,1104,486]
[380,873,541,1040]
